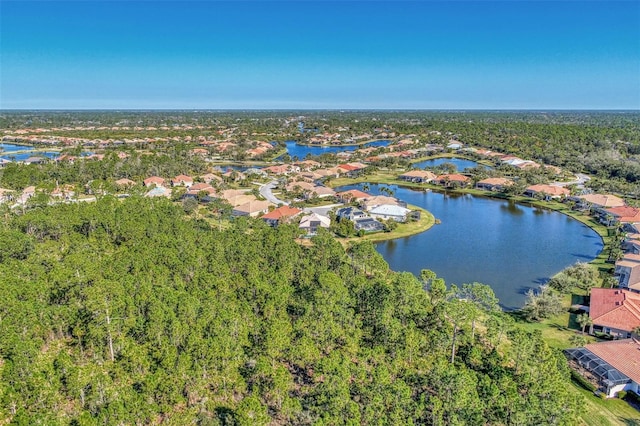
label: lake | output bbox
[283,140,390,159]
[0,143,59,161]
[412,157,488,171]
[337,183,603,309]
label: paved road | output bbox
[259,180,289,205]
[553,173,591,188]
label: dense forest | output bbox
[1,196,579,424]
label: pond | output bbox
[336,183,603,309]
[412,157,489,171]
[283,140,390,160]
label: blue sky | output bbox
[1,1,639,109]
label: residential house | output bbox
[261,205,302,227]
[310,186,336,199]
[566,339,640,398]
[369,204,412,222]
[361,195,401,211]
[143,176,165,187]
[588,288,640,338]
[398,170,437,183]
[201,173,223,184]
[298,213,331,235]
[336,206,368,221]
[615,254,640,291]
[524,184,570,200]
[605,206,640,227]
[353,217,385,233]
[336,189,370,203]
[476,177,513,191]
[577,193,625,210]
[262,164,300,175]
[171,175,194,188]
[433,174,471,188]
[232,200,272,217]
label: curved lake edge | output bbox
[331,178,610,270]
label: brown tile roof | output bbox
[585,339,640,383]
[400,170,437,179]
[589,288,640,332]
[477,177,513,186]
[336,189,370,201]
[578,194,625,208]
[435,174,470,182]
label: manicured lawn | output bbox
[570,383,640,426]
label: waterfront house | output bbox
[615,254,640,291]
[566,339,640,398]
[524,184,570,200]
[336,189,370,203]
[369,204,412,222]
[588,288,640,338]
[398,170,437,183]
[336,206,367,221]
[433,174,471,188]
[353,217,385,233]
[361,195,401,211]
[605,206,640,226]
[476,177,513,191]
[310,186,336,199]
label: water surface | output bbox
[337,183,603,309]
[283,140,390,159]
[412,157,488,171]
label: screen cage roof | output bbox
[566,347,631,386]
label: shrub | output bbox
[570,370,596,392]
[617,390,627,399]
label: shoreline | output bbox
[327,175,611,271]
[293,138,393,148]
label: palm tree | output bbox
[576,313,593,335]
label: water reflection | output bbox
[336,183,603,310]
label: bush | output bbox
[617,390,627,399]
[626,390,640,403]
[570,370,596,392]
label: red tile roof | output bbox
[585,339,640,383]
[525,184,570,197]
[589,288,640,332]
[261,205,302,220]
[607,206,640,223]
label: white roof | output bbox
[299,213,331,228]
[369,204,411,217]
